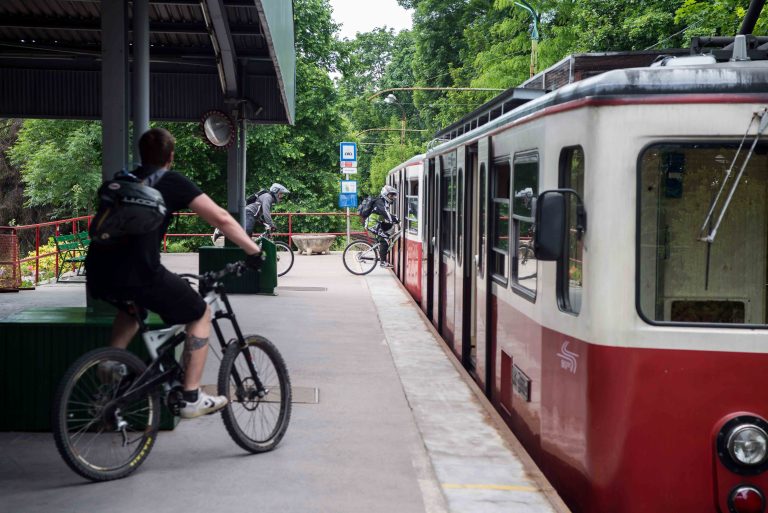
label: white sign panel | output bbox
[340,142,357,162]
[341,180,357,194]
[340,167,357,174]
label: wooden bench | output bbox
[53,231,89,281]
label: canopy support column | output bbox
[132,0,150,164]
[101,0,130,180]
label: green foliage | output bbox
[8,120,102,218]
[369,142,424,194]
[676,0,767,38]
[21,237,58,284]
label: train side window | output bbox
[512,152,538,300]
[558,146,585,315]
[457,165,464,265]
[440,152,457,257]
[491,158,510,285]
[407,178,419,235]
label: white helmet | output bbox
[381,185,398,203]
[270,183,290,196]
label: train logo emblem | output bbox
[557,341,579,374]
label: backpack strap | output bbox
[143,168,167,187]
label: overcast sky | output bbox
[328,0,414,40]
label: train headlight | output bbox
[729,425,768,466]
[718,416,768,475]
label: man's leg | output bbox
[182,305,212,391]
[135,269,227,419]
[244,211,257,237]
[110,309,139,349]
[379,238,389,262]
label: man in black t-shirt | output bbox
[86,128,263,419]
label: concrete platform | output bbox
[0,253,569,513]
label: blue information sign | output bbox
[339,142,357,162]
[338,193,358,208]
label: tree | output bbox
[8,120,102,218]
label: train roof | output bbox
[386,154,425,175]
[430,35,768,152]
[428,52,768,156]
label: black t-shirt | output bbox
[85,167,203,287]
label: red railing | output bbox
[3,212,365,284]
[161,211,364,251]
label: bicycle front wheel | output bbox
[218,335,292,453]
[342,240,378,275]
[275,241,294,277]
[51,347,161,481]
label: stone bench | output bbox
[292,234,336,255]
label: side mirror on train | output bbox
[534,189,587,261]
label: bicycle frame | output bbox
[111,277,264,412]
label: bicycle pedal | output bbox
[166,386,186,416]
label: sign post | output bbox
[339,142,358,246]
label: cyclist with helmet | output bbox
[85,127,263,419]
[367,185,399,268]
[244,183,289,236]
[214,183,290,244]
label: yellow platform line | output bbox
[442,483,539,492]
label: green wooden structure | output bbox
[198,238,277,294]
[0,307,178,431]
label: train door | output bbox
[422,158,436,320]
[471,138,490,392]
[397,170,405,279]
[434,156,444,332]
[454,145,467,360]
[439,152,457,345]
[461,144,477,371]
[400,171,407,279]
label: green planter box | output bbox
[0,307,178,431]
[198,239,277,294]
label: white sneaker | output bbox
[179,390,228,419]
[380,262,394,269]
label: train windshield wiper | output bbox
[698,108,768,244]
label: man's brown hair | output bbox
[139,128,175,167]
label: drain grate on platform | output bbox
[276,286,328,292]
[202,384,319,404]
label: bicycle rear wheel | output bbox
[342,240,378,275]
[218,335,291,453]
[275,241,294,277]
[51,347,161,481]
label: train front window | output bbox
[639,142,768,325]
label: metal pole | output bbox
[238,114,247,227]
[346,207,350,246]
[132,0,150,164]
[226,121,240,224]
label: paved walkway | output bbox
[0,253,568,513]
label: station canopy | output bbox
[0,0,295,124]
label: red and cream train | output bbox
[384,37,768,513]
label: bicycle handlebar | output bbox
[179,261,247,291]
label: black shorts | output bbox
[88,267,207,326]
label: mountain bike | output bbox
[213,227,294,277]
[342,224,402,275]
[51,262,292,482]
